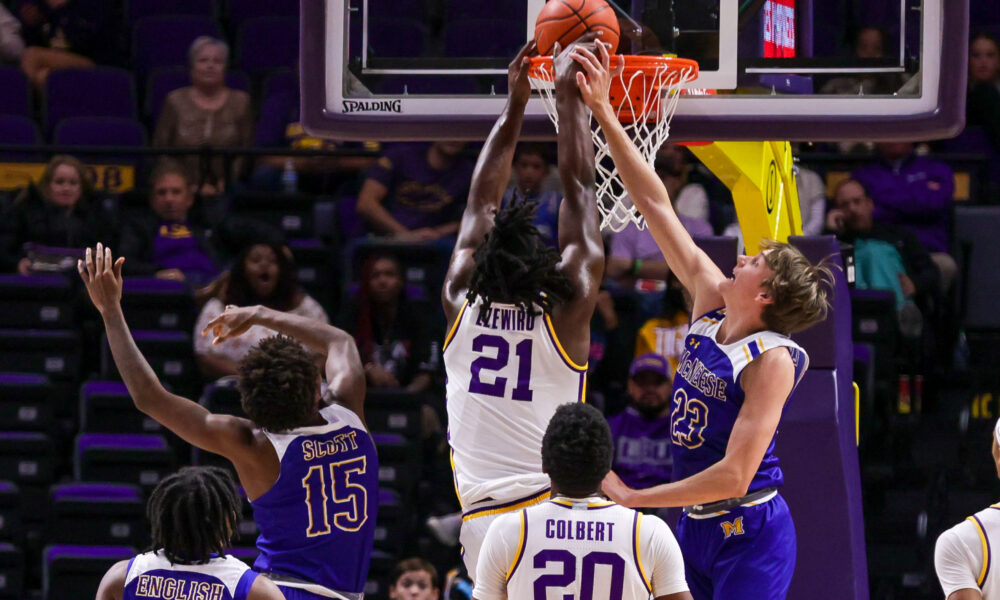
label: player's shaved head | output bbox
[542,403,613,497]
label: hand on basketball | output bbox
[552,31,602,93]
[508,39,538,106]
[571,40,622,118]
[202,305,259,345]
[601,470,638,507]
[78,243,125,315]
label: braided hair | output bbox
[467,197,573,318]
[148,466,241,565]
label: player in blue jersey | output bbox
[97,466,284,600]
[571,45,833,600]
[80,243,377,600]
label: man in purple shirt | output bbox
[852,142,957,289]
[356,142,475,241]
[606,353,674,490]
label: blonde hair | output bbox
[37,155,92,206]
[759,239,834,335]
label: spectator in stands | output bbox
[796,165,827,235]
[820,27,901,96]
[634,273,691,371]
[967,32,1000,148]
[338,253,438,393]
[356,142,474,241]
[0,154,115,274]
[252,77,377,194]
[852,141,957,290]
[389,558,440,600]
[153,36,254,196]
[656,143,710,223]
[0,4,25,63]
[194,241,328,379]
[17,0,113,89]
[119,160,220,286]
[606,353,674,490]
[500,143,560,247]
[827,178,940,312]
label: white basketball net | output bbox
[529,59,697,232]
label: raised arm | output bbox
[78,244,257,462]
[553,37,605,302]
[442,41,536,322]
[572,44,726,315]
[603,348,795,507]
[202,305,366,425]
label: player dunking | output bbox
[79,243,377,600]
[571,44,833,599]
[442,37,604,576]
[97,466,285,600]
[473,403,692,600]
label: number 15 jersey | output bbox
[444,298,588,509]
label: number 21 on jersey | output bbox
[468,334,534,402]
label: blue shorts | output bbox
[676,493,796,600]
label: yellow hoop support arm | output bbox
[687,141,803,253]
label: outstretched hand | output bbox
[78,243,125,315]
[601,470,638,507]
[202,305,260,346]
[570,40,622,118]
[508,39,538,106]
[553,31,603,94]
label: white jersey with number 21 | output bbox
[444,298,587,508]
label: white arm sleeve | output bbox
[935,525,983,598]
[473,513,520,600]
[640,514,689,597]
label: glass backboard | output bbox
[300,0,968,141]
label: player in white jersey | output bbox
[442,37,604,576]
[97,467,284,600]
[935,417,1000,599]
[474,403,691,600]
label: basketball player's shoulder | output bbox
[688,307,726,335]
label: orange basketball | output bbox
[534,0,620,56]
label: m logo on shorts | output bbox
[721,517,745,539]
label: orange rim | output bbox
[528,55,700,123]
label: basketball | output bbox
[534,0,621,56]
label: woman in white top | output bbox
[935,417,1000,599]
[195,242,328,379]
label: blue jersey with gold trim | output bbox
[250,403,378,595]
[670,309,808,492]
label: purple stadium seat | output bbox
[337,196,367,241]
[43,545,134,600]
[79,381,162,434]
[375,486,404,553]
[373,76,480,95]
[364,390,423,438]
[52,117,147,165]
[972,0,1000,25]
[261,68,297,104]
[692,236,738,276]
[368,18,427,58]
[49,483,145,547]
[444,18,524,58]
[121,277,195,331]
[0,542,23,598]
[0,115,42,162]
[0,481,20,542]
[0,274,75,329]
[0,330,81,381]
[0,372,53,433]
[0,66,30,118]
[44,68,136,134]
[372,433,417,493]
[73,433,175,489]
[132,16,223,79]
[128,0,216,26]
[237,17,299,77]
[145,66,250,122]
[230,190,317,237]
[228,0,297,31]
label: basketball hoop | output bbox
[528,55,699,232]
